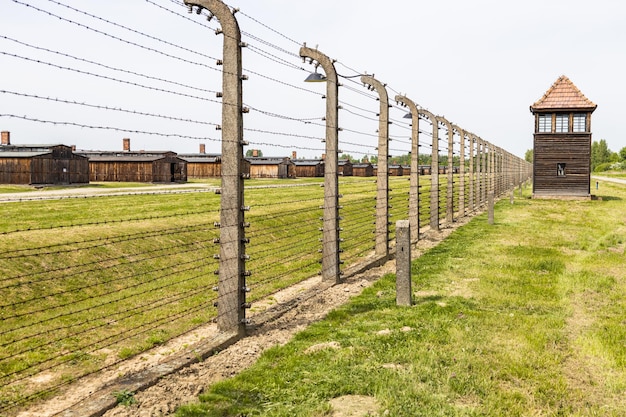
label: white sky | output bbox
[1,0,624,160]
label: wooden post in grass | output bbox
[395,220,412,306]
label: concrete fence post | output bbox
[498,147,503,196]
[456,126,466,217]
[418,109,439,231]
[487,142,493,199]
[395,220,412,306]
[505,152,515,191]
[468,133,475,212]
[185,0,246,336]
[488,190,495,225]
[299,45,341,284]
[395,95,420,243]
[362,75,390,258]
[479,138,485,207]
[494,147,500,197]
[490,145,500,197]
[440,117,454,224]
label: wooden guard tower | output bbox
[530,75,597,199]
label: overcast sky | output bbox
[1,0,624,160]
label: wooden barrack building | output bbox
[179,153,223,179]
[338,159,353,176]
[292,159,324,177]
[78,150,187,183]
[76,138,187,183]
[352,162,374,177]
[0,131,89,185]
[246,157,295,179]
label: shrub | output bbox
[594,162,613,172]
[113,389,136,406]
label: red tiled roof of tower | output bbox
[530,75,597,112]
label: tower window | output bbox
[538,114,551,132]
[573,113,586,132]
[555,114,569,133]
[557,163,566,177]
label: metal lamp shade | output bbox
[304,72,327,82]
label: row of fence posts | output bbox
[184,0,532,337]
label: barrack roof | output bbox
[530,75,596,113]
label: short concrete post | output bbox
[488,191,494,225]
[510,187,514,204]
[519,183,523,198]
[395,220,412,306]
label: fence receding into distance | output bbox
[0,0,531,413]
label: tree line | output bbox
[341,153,461,166]
[246,149,461,167]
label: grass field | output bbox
[175,179,626,416]
[0,176,430,413]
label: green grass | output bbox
[2,176,439,413]
[176,179,626,416]
[0,182,158,193]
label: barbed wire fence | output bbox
[0,0,531,414]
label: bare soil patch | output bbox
[328,395,382,416]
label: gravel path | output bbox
[592,175,626,186]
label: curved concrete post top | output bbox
[417,107,436,123]
[395,94,420,150]
[184,0,241,36]
[436,115,452,131]
[451,124,465,138]
[394,94,419,123]
[299,45,338,85]
[360,75,389,103]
